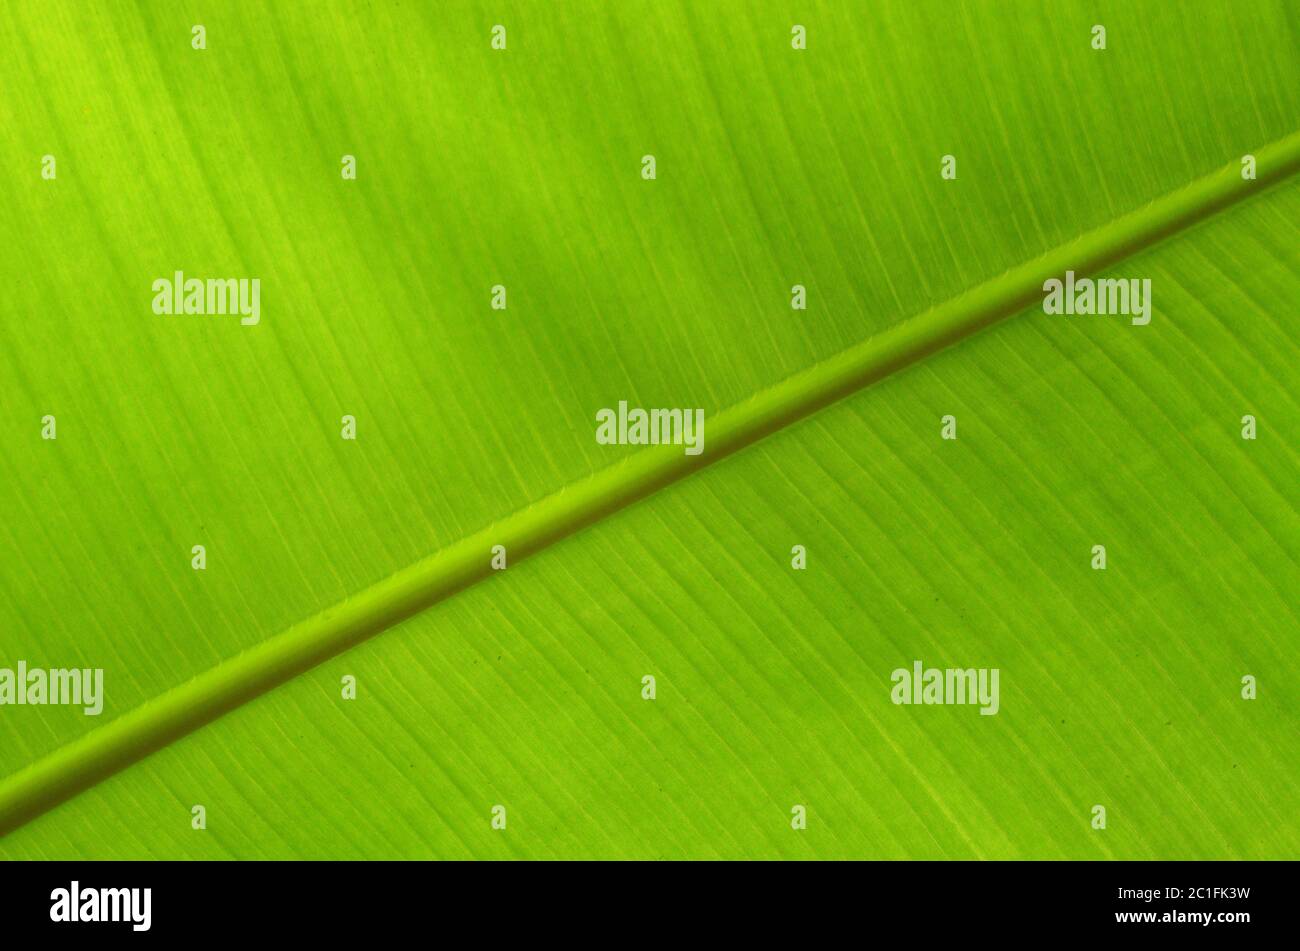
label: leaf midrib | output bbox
[3,129,1299,837]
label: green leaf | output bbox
[1,1,1296,858]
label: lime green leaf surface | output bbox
[0,0,1297,858]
